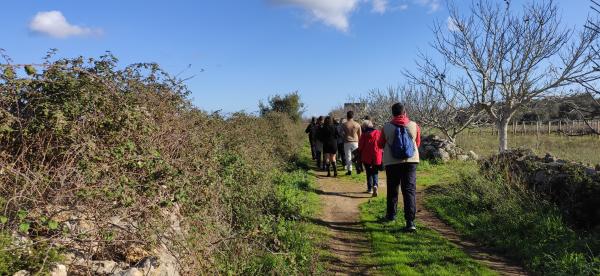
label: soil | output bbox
[314,167,528,276]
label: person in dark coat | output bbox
[312,116,324,168]
[305,117,317,160]
[317,116,339,177]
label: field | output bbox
[430,129,600,165]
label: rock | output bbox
[432,149,450,163]
[126,244,149,264]
[50,264,67,276]
[585,168,597,176]
[90,260,126,274]
[467,151,479,160]
[544,153,557,163]
[457,154,469,161]
[13,271,29,276]
[119,268,144,276]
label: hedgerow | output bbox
[0,51,319,274]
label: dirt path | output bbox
[314,167,528,276]
[313,170,373,275]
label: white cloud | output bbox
[447,16,459,32]
[29,11,101,38]
[397,4,409,11]
[414,0,441,13]
[372,0,389,14]
[273,0,359,32]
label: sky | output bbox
[0,0,593,116]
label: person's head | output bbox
[333,118,339,124]
[311,117,316,124]
[363,115,371,121]
[391,103,406,117]
[362,120,374,129]
[347,110,354,120]
[317,116,324,124]
[324,116,332,126]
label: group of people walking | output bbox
[305,103,421,232]
[305,110,362,178]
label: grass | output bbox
[229,143,328,275]
[451,131,600,165]
[423,162,600,275]
[360,198,497,276]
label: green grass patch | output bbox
[425,164,600,275]
[417,160,476,187]
[360,198,497,276]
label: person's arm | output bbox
[305,124,311,133]
[357,123,362,139]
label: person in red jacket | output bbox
[358,120,383,197]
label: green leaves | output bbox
[3,67,15,79]
[18,222,30,233]
[24,65,36,76]
[0,216,7,224]
[47,220,59,231]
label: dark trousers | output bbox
[337,143,345,165]
[385,163,417,222]
[309,138,315,160]
[365,164,379,190]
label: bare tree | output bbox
[356,86,405,126]
[405,56,486,143]
[430,0,600,151]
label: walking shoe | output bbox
[404,221,417,232]
[345,171,352,176]
[372,186,378,197]
[366,189,372,194]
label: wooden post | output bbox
[547,121,551,135]
[536,121,540,136]
[558,120,562,135]
[522,121,526,135]
[513,121,517,135]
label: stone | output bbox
[50,264,67,276]
[90,260,125,274]
[432,149,450,163]
[126,245,149,264]
[457,154,469,161]
[585,168,597,176]
[467,151,479,160]
[119,268,144,276]
[13,271,30,276]
[544,153,557,163]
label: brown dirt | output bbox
[313,170,373,275]
[314,167,528,276]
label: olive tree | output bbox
[429,0,600,151]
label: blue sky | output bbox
[0,0,592,116]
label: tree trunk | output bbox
[498,119,510,152]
